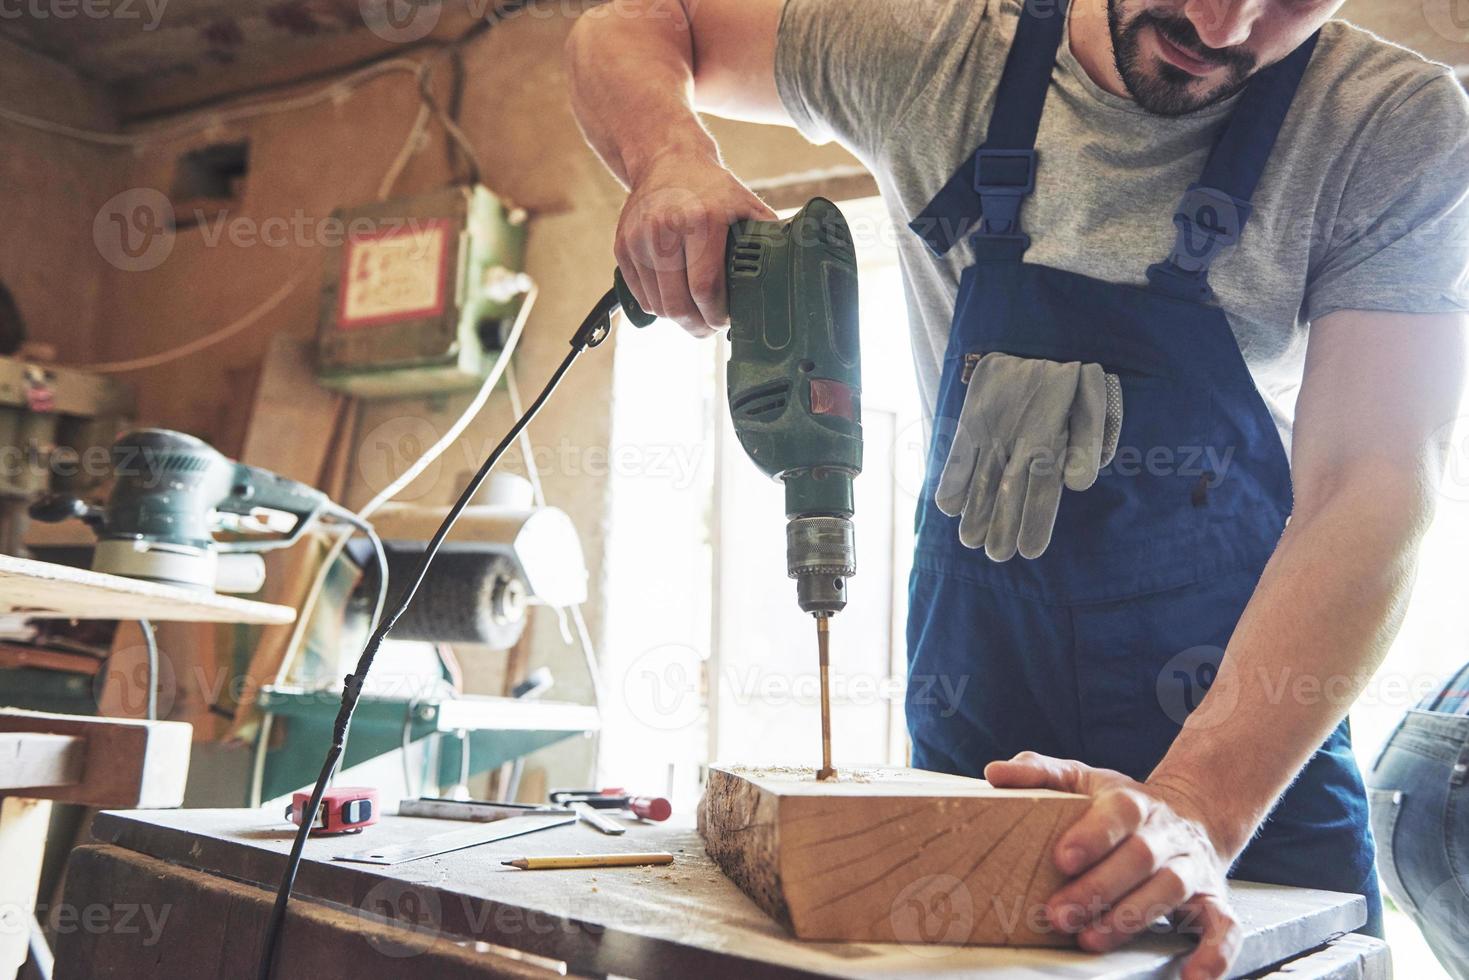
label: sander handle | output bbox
[214,461,331,551]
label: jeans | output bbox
[1366,708,1469,979]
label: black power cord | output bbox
[256,286,623,980]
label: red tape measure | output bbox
[285,786,379,835]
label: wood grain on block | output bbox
[699,765,1089,947]
[0,710,191,808]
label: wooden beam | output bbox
[699,765,1089,947]
[0,798,52,979]
[0,732,84,792]
[0,711,191,809]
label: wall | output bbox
[0,39,120,362]
[69,8,857,781]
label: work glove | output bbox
[936,353,1122,561]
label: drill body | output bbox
[725,198,863,618]
[610,198,862,779]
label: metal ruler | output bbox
[398,797,573,822]
[334,813,576,866]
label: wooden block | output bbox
[699,765,1089,948]
[0,710,192,808]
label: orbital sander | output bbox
[30,428,334,591]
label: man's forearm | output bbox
[566,0,718,188]
[1150,468,1431,857]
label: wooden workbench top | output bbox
[87,807,1368,979]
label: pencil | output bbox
[501,852,675,870]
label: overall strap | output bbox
[1146,31,1321,302]
[909,0,1069,258]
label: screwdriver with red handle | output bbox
[549,788,672,822]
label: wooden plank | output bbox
[0,554,295,625]
[0,732,84,791]
[239,336,344,487]
[0,798,51,979]
[87,809,1367,980]
[0,711,191,808]
[699,765,1091,947]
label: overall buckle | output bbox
[973,148,1037,243]
[1147,185,1253,302]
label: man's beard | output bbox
[1107,2,1257,115]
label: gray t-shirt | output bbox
[774,0,1469,450]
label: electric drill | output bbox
[615,197,863,779]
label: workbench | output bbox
[54,808,1389,979]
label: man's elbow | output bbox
[1293,458,1440,553]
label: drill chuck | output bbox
[787,515,856,616]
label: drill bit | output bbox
[816,614,835,781]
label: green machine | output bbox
[617,197,863,778]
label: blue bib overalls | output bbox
[906,0,1380,934]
